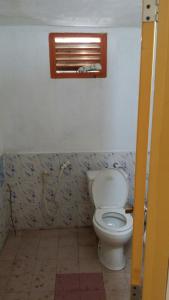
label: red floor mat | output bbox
[55,273,106,300]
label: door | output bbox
[131,1,156,296]
[131,1,169,299]
[142,0,169,298]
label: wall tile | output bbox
[0,156,5,187]
[4,152,136,230]
[0,155,10,251]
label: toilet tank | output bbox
[86,170,101,203]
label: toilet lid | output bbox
[92,169,129,209]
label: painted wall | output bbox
[0,0,142,27]
[0,26,141,153]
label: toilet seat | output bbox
[94,208,133,233]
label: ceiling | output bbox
[0,0,142,27]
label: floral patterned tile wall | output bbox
[4,152,136,230]
[0,155,10,251]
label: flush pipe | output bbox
[41,160,71,224]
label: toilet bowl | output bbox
[87,168,133,271]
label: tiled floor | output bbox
[0,228,131,300]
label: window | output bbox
[49,33,107,78]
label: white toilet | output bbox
[87,168,133,271]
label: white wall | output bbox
[0,26,141,153]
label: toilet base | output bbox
[98,241,126,271]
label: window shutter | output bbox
[49,33,107,78]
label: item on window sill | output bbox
[78,63,102,73]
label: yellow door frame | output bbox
[131,0,169,299]
[143,0,169,298]
[131,0,156,293]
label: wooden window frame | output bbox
[49,32,107,79]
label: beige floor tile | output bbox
[79,258,102,273]
[39,229,59,239]
[31,271,56,293]
[125,242,132,259]
[37,232,58,259]
[7,247,36,294]
[78,228,97,246]
[79,245,97,260]
[15,236,39,261]
[16,247,38,261]
[3,235,22,249]
[58,246,78,262]
[34,260,57,274]
[39,237,58,249]
[37,245,58,260]
[2,293,30,300]
[58,228,77,238]
[78,227,96,235]
[125,269,131,285]
[0,276,10,292]
[11,258,36,276]
[8,232,22,238]
[103,270,129,291]
[7,273,33,294]
[78,234,97,247]
[59,234,77,247]
[0,247,18,261]
[106,288,130,300]
[38,235,58,261]
[20,238,40,250]
[31,260,57,293]
[0,233,22,262]
[29,290,54,300]
[125,257,131,271]
[78,227,94,234]
[21,230,40,240]
[57,259,79,273]
[0,260,14,277]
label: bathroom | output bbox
[0,1,142,299]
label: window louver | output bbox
[49,33,107,78]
